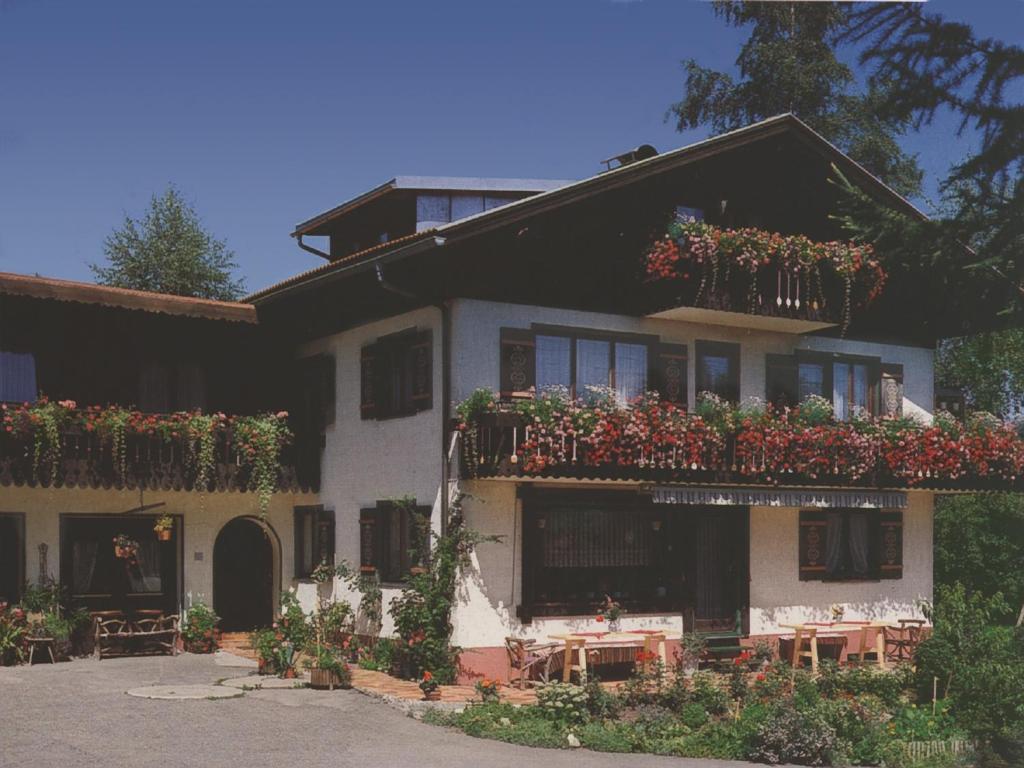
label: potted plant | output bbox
[250,628,278,675]
[419,670,441,701]
[307,646,352,690]
[153,515,174,542]
[112,534,139,564]
[598,595,624,632]
[679,631,706,676]
[474,677,501,703]
[181,602,220,654]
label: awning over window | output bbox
[651,486,907,509]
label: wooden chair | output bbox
[133,614,180,657]
[94,615,133,659]
[504,636,558,688]
[885,619,928,663]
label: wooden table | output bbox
[548,630,679,683]
[781,622,888,673]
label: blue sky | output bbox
[0,0,1020,294]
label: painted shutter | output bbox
[317,508,336,569]
[499,328,536,399]
[359,507,379,573]
[877,510,904,580]
[766,354,798,409]
[881,364,904,418]
[798,510,828,581]
[360,344,379,420]
[409,330,433,412]
[650,342,688,406]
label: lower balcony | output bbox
[456,390,1024,492]
[0,400,319,497]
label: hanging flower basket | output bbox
[112,534,139,563]
[153,514,174,541]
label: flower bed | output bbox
[456,389,1024,490]
[643,219,885,332]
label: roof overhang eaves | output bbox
[291,178,398,238]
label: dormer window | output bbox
[0,350,37,403]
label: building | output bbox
[1,114,1010,677]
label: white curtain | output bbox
[851,364,869,415]
[576,339,610,396]
[824,512,844,576]
[848,512,870,576]
[127,540,163,593]
[72,541,99,594]
[798,362,824,401]
[701,355,730,396]
[0,351,37,403]
[615,343,647,403]
[536,335,571,393]
[833,363,849,420]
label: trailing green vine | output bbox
[232,411,291,516]
[184,412,222,493]
[0,397,76,482]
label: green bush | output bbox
[689,670,731,716]
[577,721,634,753]
[816,659,912,708]
[679,701,710,729]
[582,676,621,719]
[182,602,220,652]
[536,682,590,726]
[746,701,841,766]
[445,703,566,749]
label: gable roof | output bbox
[249,114,929,304]
[0,272,258,323]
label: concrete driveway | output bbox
[0,654,754,768]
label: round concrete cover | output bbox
[126,684,240,700]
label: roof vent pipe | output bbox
[601,144,658,172]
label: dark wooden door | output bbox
[686,507,749,632]
[214,518,273,631]
[0,515,24,604]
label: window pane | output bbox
[450,194,484,221]
[852,364,869,415]
[700,355,731,397]
[126,540,163,593]
[798,363,824,401]
[415,194,451,230]
[536,335,571,394]
[577,339,611,396]
[0,351,37,403]
[615,343,647,402]
[301,512,314,576]
[833,362,849,420]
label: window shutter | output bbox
[881,364,904,418]
[650,342,688,406]
[798,510,828,581]
[318,508,336,569]
[359,507,378,573]
[877,510,903,579]
[360,344,378,420]
[766,354,798,409]
[500,328,536,399]
[409,330,433,412]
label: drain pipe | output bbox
[374,264,452,538]
[296,234,332,260]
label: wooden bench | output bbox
[95,613,179,659]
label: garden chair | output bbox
[885,619,928,663]
[504,636,558,688]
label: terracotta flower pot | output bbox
[282,667,297,680]
[156,529,172,542]
[423,690,441,701]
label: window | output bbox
[766,352,881,418]
[360,329,432,420]
[0,350,37,403]
[359,501,431,583]
[294,506,335,578]
[138,360,207,413]
[294,355,336,434]
[799,509,903,581]
[500,327,688,406]
[696,340,740,402]
[533,330,648,403]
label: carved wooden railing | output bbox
[0,425,320,493]
[458,412,1023,492]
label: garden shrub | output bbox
[577,721,633,753]
[582,676,621,719]
[747,701,841,766]
[817,659,911,708]
[689,670,730,716]
[182,602,220,653]
[536,682,590,726]
[447,702,565,749]
[679,701,710,729]
[624,704,689,753]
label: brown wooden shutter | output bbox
[798,510,828,581]
[650,342,688,406]
[318,508,336,569]
[766,354,798,409]
[500,328,536,399]
[881,364,904,418]
[359,507,378,573]
[409,330,433,412]
[360,343,378,420]
[877,510,904,579]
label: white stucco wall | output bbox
[2,485,318,612]
[450,298,933,420]
[450,480,934,650]
[298,305,444,635]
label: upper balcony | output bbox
[640,219,884,335]
[0,400,320,507]
[455,390,1024,493]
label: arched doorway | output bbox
[214,517,277,631]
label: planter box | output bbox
[309,667,351,691]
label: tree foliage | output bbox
[840,4,1024,321]
[938,331,1024,418]
[91,186,245,301]
[668,1,922,196]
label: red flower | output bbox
[595,615,604,623]
[422,671,432,682]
